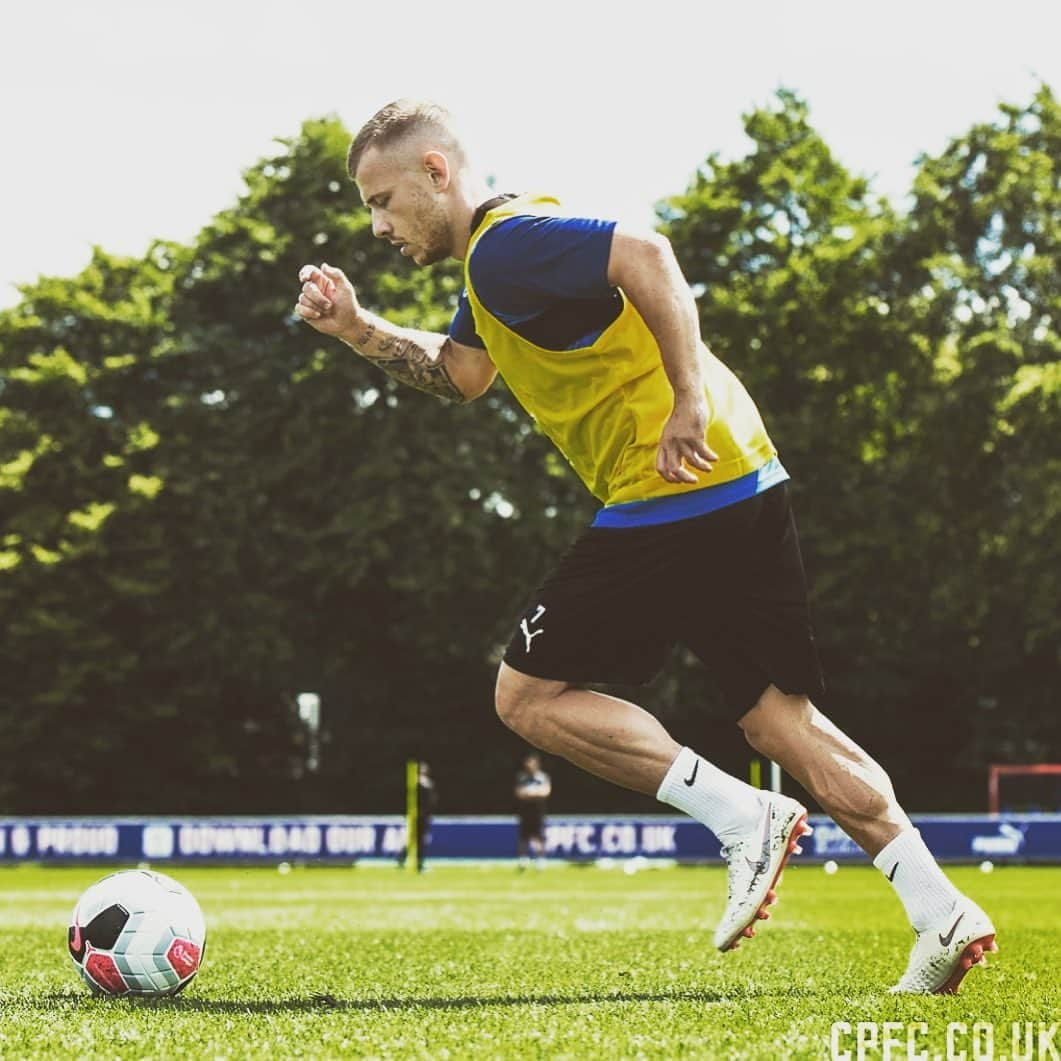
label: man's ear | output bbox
[423,150,452,191]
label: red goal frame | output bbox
[988,763,1061,815]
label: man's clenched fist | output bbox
[295,262,360,337]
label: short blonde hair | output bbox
[347,99,462,178]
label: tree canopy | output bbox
[1,88,1057,816]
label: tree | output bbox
[660,87,1060,808]
[1,90,1056,815]
[0,118,593,813]
[894,85,1061,790]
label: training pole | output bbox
[406,759,419,872]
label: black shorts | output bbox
[518,807,545,840]
[502,482,824,720]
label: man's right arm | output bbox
[294,262,497,404]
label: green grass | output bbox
[0,862,1056,1059]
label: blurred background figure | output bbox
[515,753,552,870]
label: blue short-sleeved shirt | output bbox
[449,214,620,351]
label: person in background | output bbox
[515,752,551,870]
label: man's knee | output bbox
[495,663,566,737]
[738,684,815,750]
[494,666,527,732]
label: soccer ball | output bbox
[67,869,206,996]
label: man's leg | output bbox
[737,685,908,856]
[530,833,546,868]
[495,662,810,949]
[739,684,997,992]
[495,663,680,795]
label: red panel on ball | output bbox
[166,938,202,979]
[68,916,86,962]
[85,951,128,995]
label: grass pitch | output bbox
[0,862,1056,1059]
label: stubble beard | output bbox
[411,193,453,266]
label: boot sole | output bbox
[935,934,998,994]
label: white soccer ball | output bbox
[823,860,839,875]
[68,869,206,996]
[979,860,994,874]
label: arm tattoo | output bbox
[351,322,464,403]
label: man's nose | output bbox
[371,212,392,239]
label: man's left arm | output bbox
[607,230,719,484]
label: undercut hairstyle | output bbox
[347,99,463,179]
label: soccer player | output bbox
[515,752,552,869]
[294,100,997,993]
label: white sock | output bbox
[873,828,962,932]
[656,746,764,846]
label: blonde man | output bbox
[295,99,995,993]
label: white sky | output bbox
[0,0,1057,308]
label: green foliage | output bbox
[0,117,590,814]
[659,86,1060,805]
[0,89,1057,814]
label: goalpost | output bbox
[987,763,1061,815]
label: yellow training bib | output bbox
[463,194,776,506]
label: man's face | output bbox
[356,143,453,266]
[525,756,540,773]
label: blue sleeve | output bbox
[468,215,617,324]
[448,289,486,349]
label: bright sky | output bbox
[0,0,1057,308]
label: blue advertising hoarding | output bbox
[0,814,1058,863]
